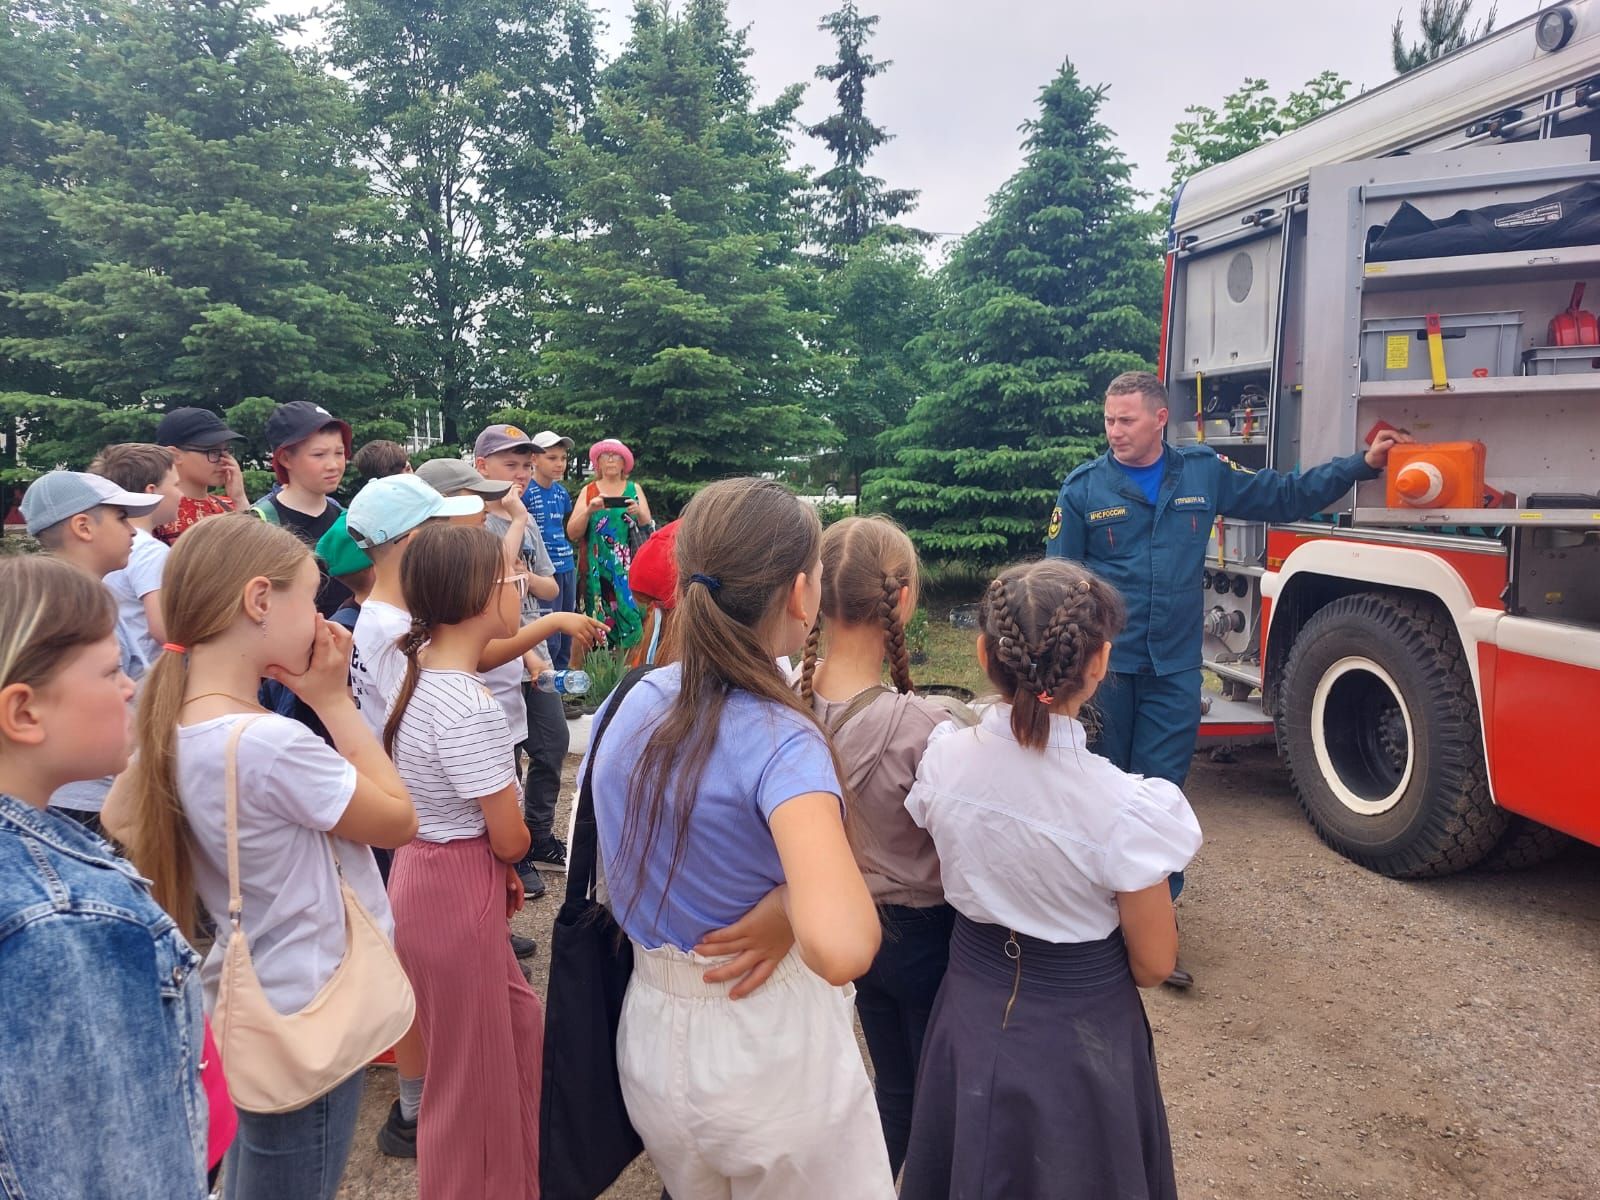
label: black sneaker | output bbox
[563,697,585,721]
[528,836,568,873]
[510,932,539,959]
[515,854,548,898]
[376,1099,417,1158]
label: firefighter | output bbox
[1046,371,1406,985]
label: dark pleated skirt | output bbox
[899,915,1178,1200]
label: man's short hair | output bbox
[352,439,411,485]
[89,443,176,494]
[1105,371,1168,413]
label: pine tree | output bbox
[1,0,410,471]
[327,0,598,441]
[1392,0,1497,74]
[864,61,1162,565]
[0,7,86,499]
[806,2,921,254]
[816,236,935,499]
[511,0,828,511]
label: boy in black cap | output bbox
[153,406,248,545]
[252,401,355,616]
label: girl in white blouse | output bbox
[899,559,1202,1200]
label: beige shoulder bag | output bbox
[212,716,416,1114]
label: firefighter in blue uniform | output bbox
[1046,371,1405,984]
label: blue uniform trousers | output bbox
[1088,668,1201,900]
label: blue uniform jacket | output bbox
[1045,443,1378,676]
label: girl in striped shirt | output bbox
[383,522,542,1199]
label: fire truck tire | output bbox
[1476,817,1573,872]
[1279,593,1508,878]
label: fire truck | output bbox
[1171,3,1600,876]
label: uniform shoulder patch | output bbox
[1215,452,1256,476]
[1047,505,1062,540]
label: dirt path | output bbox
[338,747,1600,1199]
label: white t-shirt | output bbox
[389,669,517,842]
[104,528,168,677]
[905,704,1202,943]
[177,712,393,1014]
[350,599,411,740]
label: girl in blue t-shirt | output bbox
[585,477,895,1199]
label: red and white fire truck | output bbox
[1171,3,1600,875]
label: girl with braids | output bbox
[104,513,416,1200]
[899,559,1202,1200]
[799,515,964,1177]
[382,522,545,1199]
[585,477,895,1199]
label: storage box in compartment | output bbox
[1522,345,1600,375]
[1208,518,1265,563]
[1359,311,1523,382]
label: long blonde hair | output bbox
[800,515,920,702]
[124,514,309,936]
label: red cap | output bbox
[629,520,680,607]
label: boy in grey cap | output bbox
[19,471,160,828]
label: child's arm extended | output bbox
[479,610,607,672]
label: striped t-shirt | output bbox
[389,669,518,843]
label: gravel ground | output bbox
[338,746,1600,1199]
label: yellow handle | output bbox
[1425,313,1448,390]
[1195,372,1205,443]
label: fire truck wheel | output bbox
[1476,816,1573,872]
[1279,593,1508,878]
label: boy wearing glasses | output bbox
[152,407,249,545]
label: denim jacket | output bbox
[0,794,207,1200]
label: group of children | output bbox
[0,405,1203,1200]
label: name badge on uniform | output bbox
[1086,505,1128,523]
[1171,495,1209,508]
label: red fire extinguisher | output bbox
[1548,282,1599,346]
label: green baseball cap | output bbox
[314,510,373,578]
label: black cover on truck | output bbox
[1367,181,1600,262]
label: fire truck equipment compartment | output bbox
[1522,345,1600,375]
[1366,181,1600,262]
[1360,312,1523,382]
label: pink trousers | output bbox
[391,835,543,1200]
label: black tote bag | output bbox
[539,667,654,1200]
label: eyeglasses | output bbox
[179,445,228,464]
[497,574,530,600]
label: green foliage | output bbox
[866,62,1162,567]
[813,497,853,528]
[578,645,628,712]
[903,605,928,664]
[328,0,598,439]
[806,3,923,254]
[512,0,829,513]
[1392,0,1497,74]
[1165,72,1351,198]
[1,0,412,473]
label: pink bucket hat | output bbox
[589,438,635,475]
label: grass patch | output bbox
[912,595,992,699]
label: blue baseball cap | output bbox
[346,474,482,549]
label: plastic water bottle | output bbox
[534,669,591,696]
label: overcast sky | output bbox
[586,0,1547,241]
